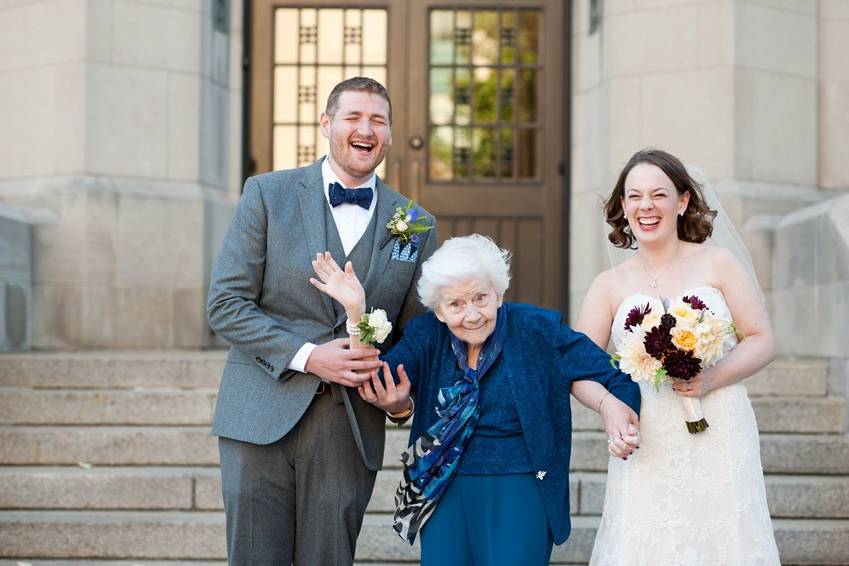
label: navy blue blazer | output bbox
[382,302,641,545]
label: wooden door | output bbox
[248,0,567,309]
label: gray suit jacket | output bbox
[207,159,437,471]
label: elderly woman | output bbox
[310,234,640,566]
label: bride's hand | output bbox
[600,395,640,459]
[672,371,714,397]
[309,252,366,317]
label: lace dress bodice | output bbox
[590,286,780,566]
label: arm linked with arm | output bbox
[557,323,641,416]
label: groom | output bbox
[207,77,437,565]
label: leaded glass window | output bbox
[273,8,388,174]
[428,8,541,182]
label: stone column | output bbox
[768,1,849,358]
[0,0,241,349]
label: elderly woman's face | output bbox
[434,279,501,347]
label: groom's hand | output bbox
[305,338,382,387]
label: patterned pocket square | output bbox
[391,239,419,263]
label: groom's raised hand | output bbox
[305,338,382,387]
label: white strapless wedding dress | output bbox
[590,286,780,565]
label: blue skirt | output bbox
[420,473,553,566]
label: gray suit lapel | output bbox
[296,160,336,324]
[360,179,407,300]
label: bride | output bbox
[574,149,781,564]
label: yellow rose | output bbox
[671,305,698,321]
[672,329,697,351]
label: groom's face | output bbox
[321,90,392,186]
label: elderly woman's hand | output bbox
[359,361,413,415]
[309,252,366,318]
[599,395,640,460]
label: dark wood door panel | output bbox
[435,215,543,305]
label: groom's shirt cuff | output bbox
[289,343,317,373]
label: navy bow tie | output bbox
[329,182,373,209]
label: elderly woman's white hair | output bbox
[417,234,511,310]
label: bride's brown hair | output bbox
[605,148,717,250]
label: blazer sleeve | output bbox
[379,315,432,425]
[380,314,432,391]
[206,177,309,379]
[556,322,641,415]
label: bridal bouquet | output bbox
[612,294,734,434]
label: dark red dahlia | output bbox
[644,324,674,359]
[683,295,708,311]
[624,303,652,332]
[659,313,676,330]
[665,350,703,380]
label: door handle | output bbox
[392,159,401,188]
[410,160,421,202]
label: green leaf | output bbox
[609,354,621,369]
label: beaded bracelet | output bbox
[345,318,360,336]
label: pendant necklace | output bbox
[638,252,676,290]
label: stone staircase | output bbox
[0,353,847,565]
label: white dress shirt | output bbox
[287,157,378,373]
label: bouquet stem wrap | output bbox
[681,396,709,434]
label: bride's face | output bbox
[621,163,690,246]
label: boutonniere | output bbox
[386,200,432,247]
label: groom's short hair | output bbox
[325,76,393,124]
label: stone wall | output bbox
[0,0,243,348]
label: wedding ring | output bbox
[607,437,614,445]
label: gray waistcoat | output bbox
[324,204,379,327]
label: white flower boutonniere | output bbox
[358,308,393,345]
[386,201,432,246]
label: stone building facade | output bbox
[1,0,847,366]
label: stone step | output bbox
[0,352,226,390]
[0,562,399,566]
[7,466,847,520]
[0,353,827,398]
[0,427,219,466]
[388,429,849,475]
[0,563,228,566]
[0,511,226,560]
[2,427,847,475]
[746,358,829,397]
[0,467,219,511]
[0,563,407,566]
[0,511,846,565]
[570,396,845,434]
[572,472,849,519]
[0,389,217,426]
[1,387,842,432]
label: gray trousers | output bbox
[219,391,378,566]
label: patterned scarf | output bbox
[392,305,508,544]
